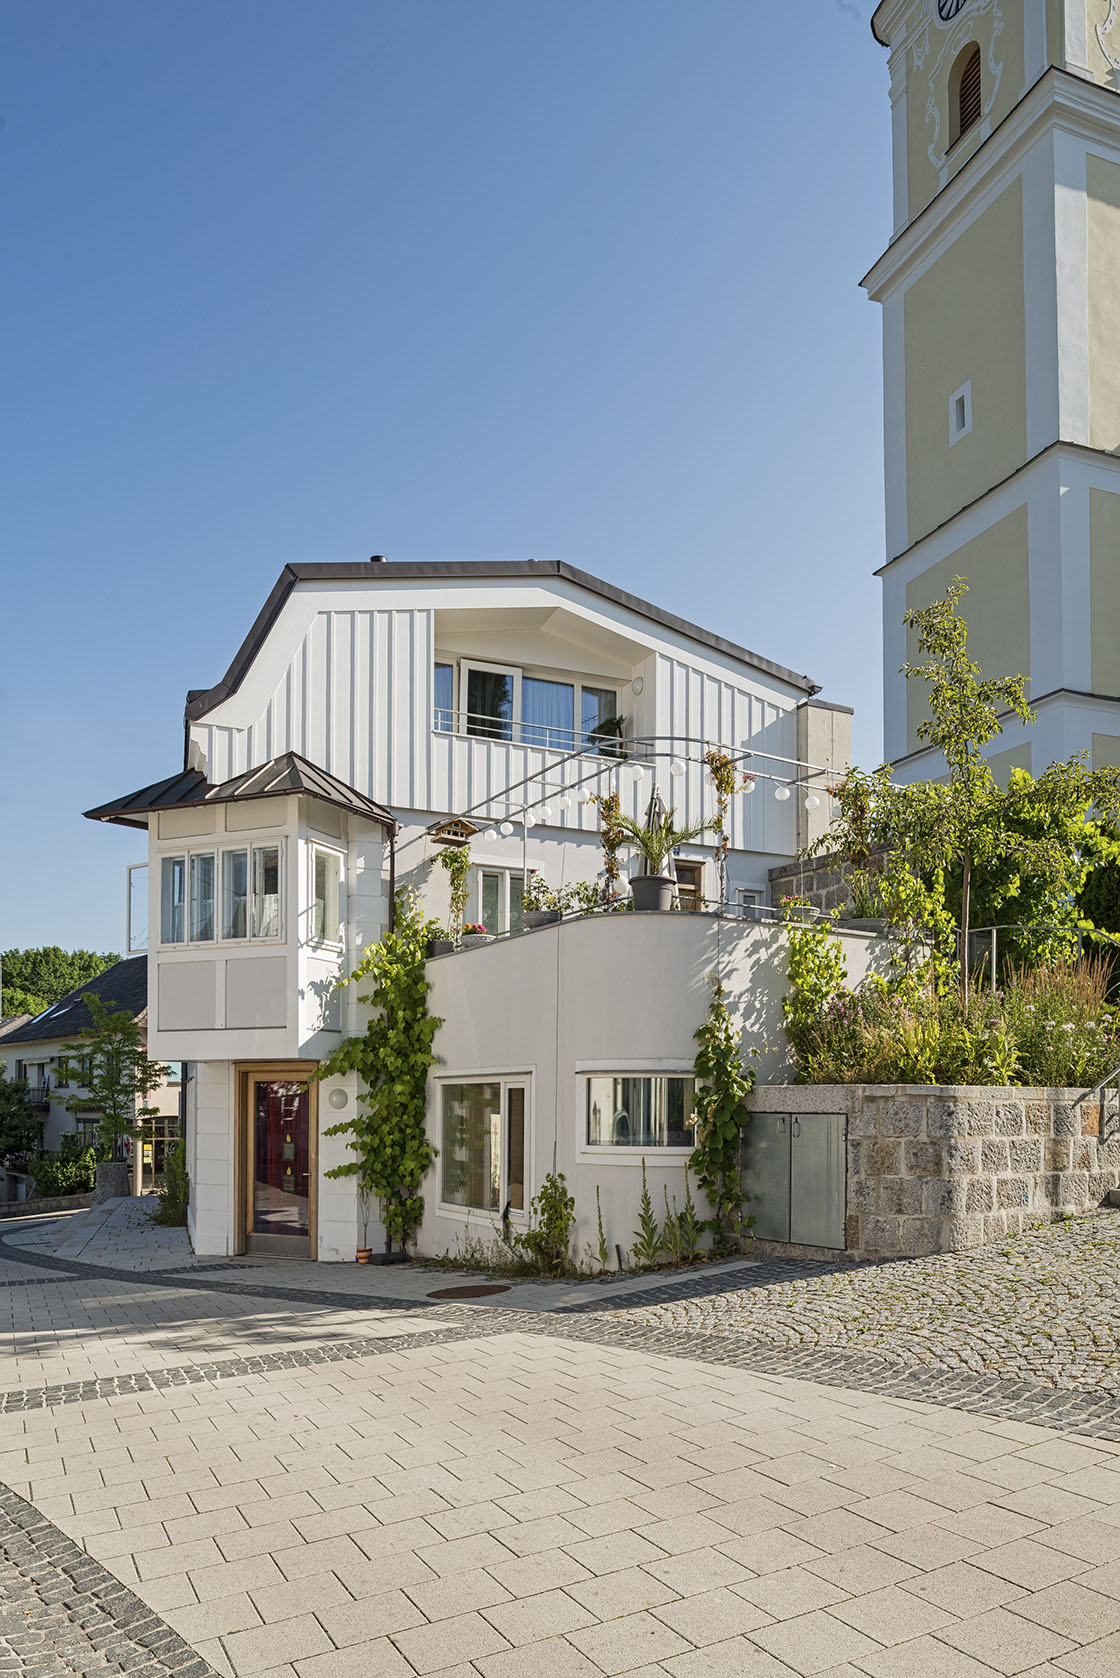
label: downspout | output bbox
[388,821,397,934]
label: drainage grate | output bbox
[426,1283,512,1299]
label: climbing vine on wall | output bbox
[690,978,755,1251]
[438,844,473,946]
[317,889,443,1251]
[587,790,626,903]
[704,746,752,907]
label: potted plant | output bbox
[460,922,490,947]
[356,1175,375,1263]
[780,894,815,925]
[522,872,563,927]
[617,809,714,912]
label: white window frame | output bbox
[309,843,345,949]
[436,1071,532,1221]
[157,841,286,948]
[459,659,522,741]
[949,379,973,446]
[576,1066,697,1163]
[475,867,526,936]
[437,652,622,756]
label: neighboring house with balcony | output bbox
[85,558,854,1261]
[0,957,181,1197]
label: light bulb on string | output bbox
[523,811,535,829]
[557,793,573,811]
[774,784,792,802]
[669,758,686,778]
[804,794,821,811]
[537,805,553,824]
[499,821,514,836]
[482,828,498,843]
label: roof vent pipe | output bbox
[368,554,387,563]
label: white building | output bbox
[0,957,181,1198]
[86,559,852,1261]
[867,1,1120,780]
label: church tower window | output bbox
[950,44,982,148]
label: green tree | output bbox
[58,994,169,1162]
[1,947,118,1019]
[820,581,1120,994]
[0,1066,39,1172]
[317,889,443,1251]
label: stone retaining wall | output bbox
[750,1083,1120,1258]
[0,1191,94,1221]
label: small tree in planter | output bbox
[317,889,443,1257]
[587,790,626,904]
[615,808,714,910]
[438,843,473,949]
[58,995,170,1201]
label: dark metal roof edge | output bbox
[184,559,821,722]
[84,751,395,833]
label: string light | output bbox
[774,784,791,802]
[482,828,498,842]
[804,793,821,811]
[499,821,514,836]
[669,758,686,777]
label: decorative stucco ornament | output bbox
[1100,1,1120,71]
[922,0,1004,172]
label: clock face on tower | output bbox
[937,0,969,18]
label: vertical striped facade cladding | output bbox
[189,588,804,855]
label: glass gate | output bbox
[246,1076,313,1256]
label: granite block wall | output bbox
[749,1083,1120,1258]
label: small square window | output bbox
[949,380,973,446]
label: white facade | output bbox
[422,915,890,1263]
[91,559,853,1261]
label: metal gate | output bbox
[742,1112,846,1249]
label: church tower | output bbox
[866,1,1120,780]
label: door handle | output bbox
[792,1119,800,1136]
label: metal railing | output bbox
[27,1081,51,1107]
[1073,1064,1120,1141]
[433,707,629,757]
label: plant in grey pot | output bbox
[522,871,563,928]
[618,809,715,911]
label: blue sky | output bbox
[2,0,892,954]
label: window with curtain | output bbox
[312,847,342,943]
[222,850,249,939]
[252,845,281,939]
[586,1076,695,1148]
[161,857,186,944]
[189,854,216,943]
[434,663,454,732]
[479,870,525,934]
[522,678,575,749]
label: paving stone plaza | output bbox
[6,1204,1120,1676]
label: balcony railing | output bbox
[434,708,628,757]
[27,1080,51,1108]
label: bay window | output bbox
[441,1079,527,1213]
[160,843,282,945]
[586,1075,695,1149]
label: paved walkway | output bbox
[5,1210,1120,1676]
[628,1212,1120,1395]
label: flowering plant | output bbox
[461,923,487,936]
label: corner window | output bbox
[586,1075,695,1148]
[312,846,343,944]
[160,843,281,945]
[441,1080,527,1212]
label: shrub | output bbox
[29,1142,96,1197]
[150,1137,189,1226]
[509,1172,576,1276]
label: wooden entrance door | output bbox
[241,1068,318,1257]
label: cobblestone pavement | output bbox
[8,1216,1120,1675]
[628,1211,1120,1394]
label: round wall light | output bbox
[327,1088,349,1111]
[631,675,645,695]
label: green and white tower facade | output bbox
[866,1,1120,778]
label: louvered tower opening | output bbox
[951,44,982,147]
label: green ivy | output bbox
[317,889,443,1251]
[438,844,473,945]
[690,979,754,1251]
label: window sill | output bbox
[577,1145,695,1165]
[157,937,287,952]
